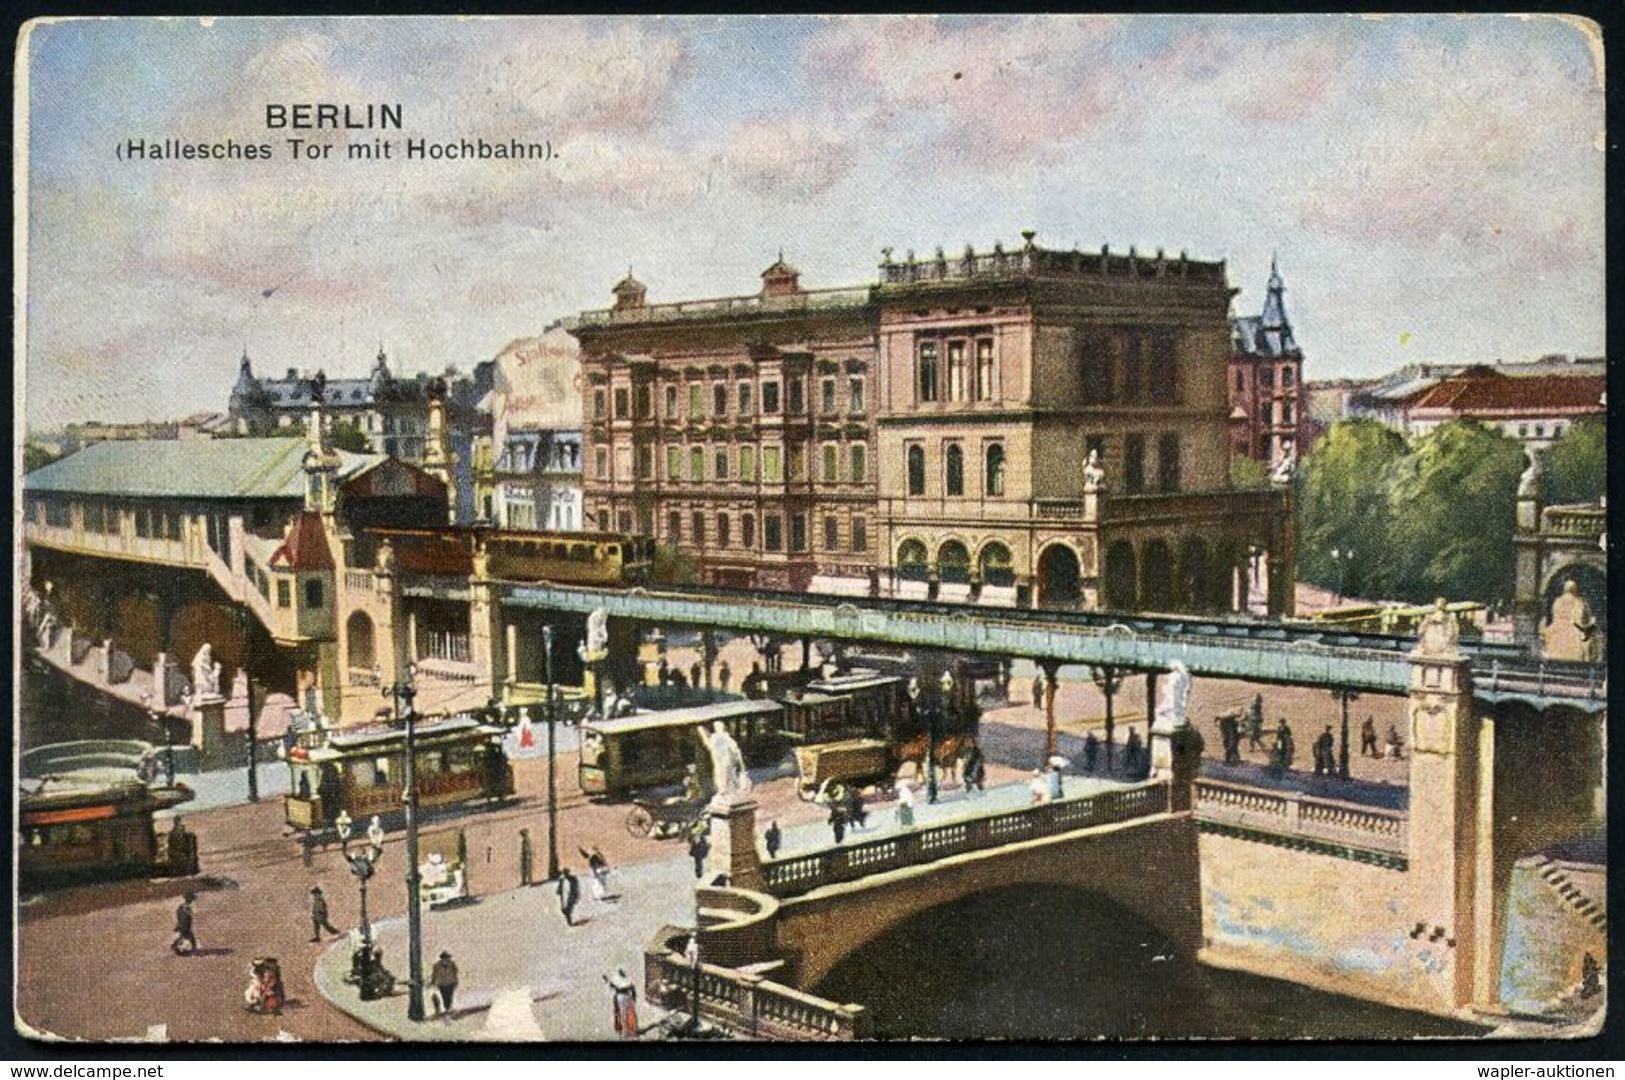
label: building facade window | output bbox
[947,340,967,401]
[614,388,629,418]
[1158,433,1181,492]
[595,448,609,480]
[849,377,865,415]
[635,385,652,418]
[852,516,868,553]
[788,377,805,415]
[688,384,704,419]
[666,446,682,480]
[742,513,756,548]
[692,511,706,545]
[668,511,682,541]
[689,446,705,481]
[789,445,806,481]
[665,385,678,417]
[1124,434,1146,494]
[593,389,607,420]
[917,341,939,403]
[617,511,632,533]
[714,383,728,416]
[764,515,783,552]
[975,339,994,401]
[597,509,610,531]
[714,450,729,480]
[1234,370,1244,393]
[717,513,731,547]
[984,443,1006,497]
[823,516,839,551]
[763,446,782,482]
[1148,336,1178,405]
[277,580,292,608]
[907,444,926,496]
[305,579,324,609]
[637,446,653,479]
[822,443,838,483]
[738,383,753,416]
[790,513,808,552]
[850,444,867,484]
[762,381,780,414]
[821,379,837,414]
[945,443,964,496]
[1121,337,1144,404]
[740,445,757,481]
[1281,366,1294,388]
[1260,368,1274,390]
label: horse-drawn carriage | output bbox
[625,789,708,839]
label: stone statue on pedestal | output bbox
[1083,449,1106,493]
[585,607,609,654]
[1542,579,1600,662]
[705,721,751,801]
[191,643,222,700]
[1154,661,1192,730]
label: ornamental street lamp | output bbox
[543,624,560,881]
[382,662,426,1022]
[1089,665,1125,772]
[334,809,385,944]
[1330,548,1355,606]
[1332,688,1359,781]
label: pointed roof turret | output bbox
[612,267,647,310]
[1257,254,1299,357]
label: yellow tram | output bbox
[578,699,785,800]
[283,714,514,831]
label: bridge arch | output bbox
[775,815,1200,993]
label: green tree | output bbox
[22,442,57,473]
[651,542,700,585]
[1384,419,1525,606]
[1229,453,1270,490]
[1540,417,1606,506]
[329,420,372,454]
[1295,419,1408,600]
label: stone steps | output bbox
[1533,857,1606,930]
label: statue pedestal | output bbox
[1150,721,1203,812]
[705,796,763,891]
[190,694,229,770]
[580,647,610,704]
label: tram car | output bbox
[364,525,654,586]
[579,699,786,800]
[19,740,196,887]
[282,713,514,832]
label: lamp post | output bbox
[383,662,426,1022]
[1089,665,1124,773]
[334,809,385,944]
[930,669,953,805]
[543,624,560,881]
[1330,548,1354,606]
[1332,688,1358,781]
[906,677,922,794]
[235,606,258,803]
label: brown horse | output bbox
[895,734,970,787]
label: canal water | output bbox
[815,883,1486,1040]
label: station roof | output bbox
[23,437,380,501]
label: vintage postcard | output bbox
[13,14,1608,1048]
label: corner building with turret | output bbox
[566,234,1294,615]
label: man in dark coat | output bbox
[171,892,198,955]
[556,867,582,926]
[1360,716,1379,758]
[309,885,340,942]
[962,744,986,793]
[430,951,459,1016]
[687,827,710,880]
[764,820,782,859]
[1082,732,1099,773]
[1313,725,1335,776]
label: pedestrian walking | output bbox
[1385,724,1404,759]
[1271,719,1295,775]
[171,892,198,955]
[604,968,639,1038]
[1032,674,1045,710]
[844,784,868,829]
[1083,731,1100,773]
[1124,728,1144,777]
[430,951,459,1016]
[690,661,702,688]
[309,885,340,942]
[1247,694,1265,752]
[717,660,732,692]
[556,867,581,927]
[688,825,710,880]
[896,779,916,827]
[579,845,614,901]
[1313,725,1335,776]
[828,801,847,844]
[962,743,986,793]
[764,820,782,859]
[1360,716,1379,758]
[519,828,534,887]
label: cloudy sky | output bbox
[20,14,1605,429]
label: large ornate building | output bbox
[1228,258,1306,468]
[227,348,489,522]
[567,236,1295,614]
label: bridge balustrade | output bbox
[761,781,1173,898]
[1194,778,1408,863]
[644,944,870,1040]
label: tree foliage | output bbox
[1295,419,1408,600]
[328,420,373,454]
[650,542,701,585]
[1229,454,1270,490]
[1383,420,1525,606]
[1540,417,1606,506]
[1297,418,1525,605]
[22,442,58,473]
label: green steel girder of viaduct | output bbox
[498,582,1593,702]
